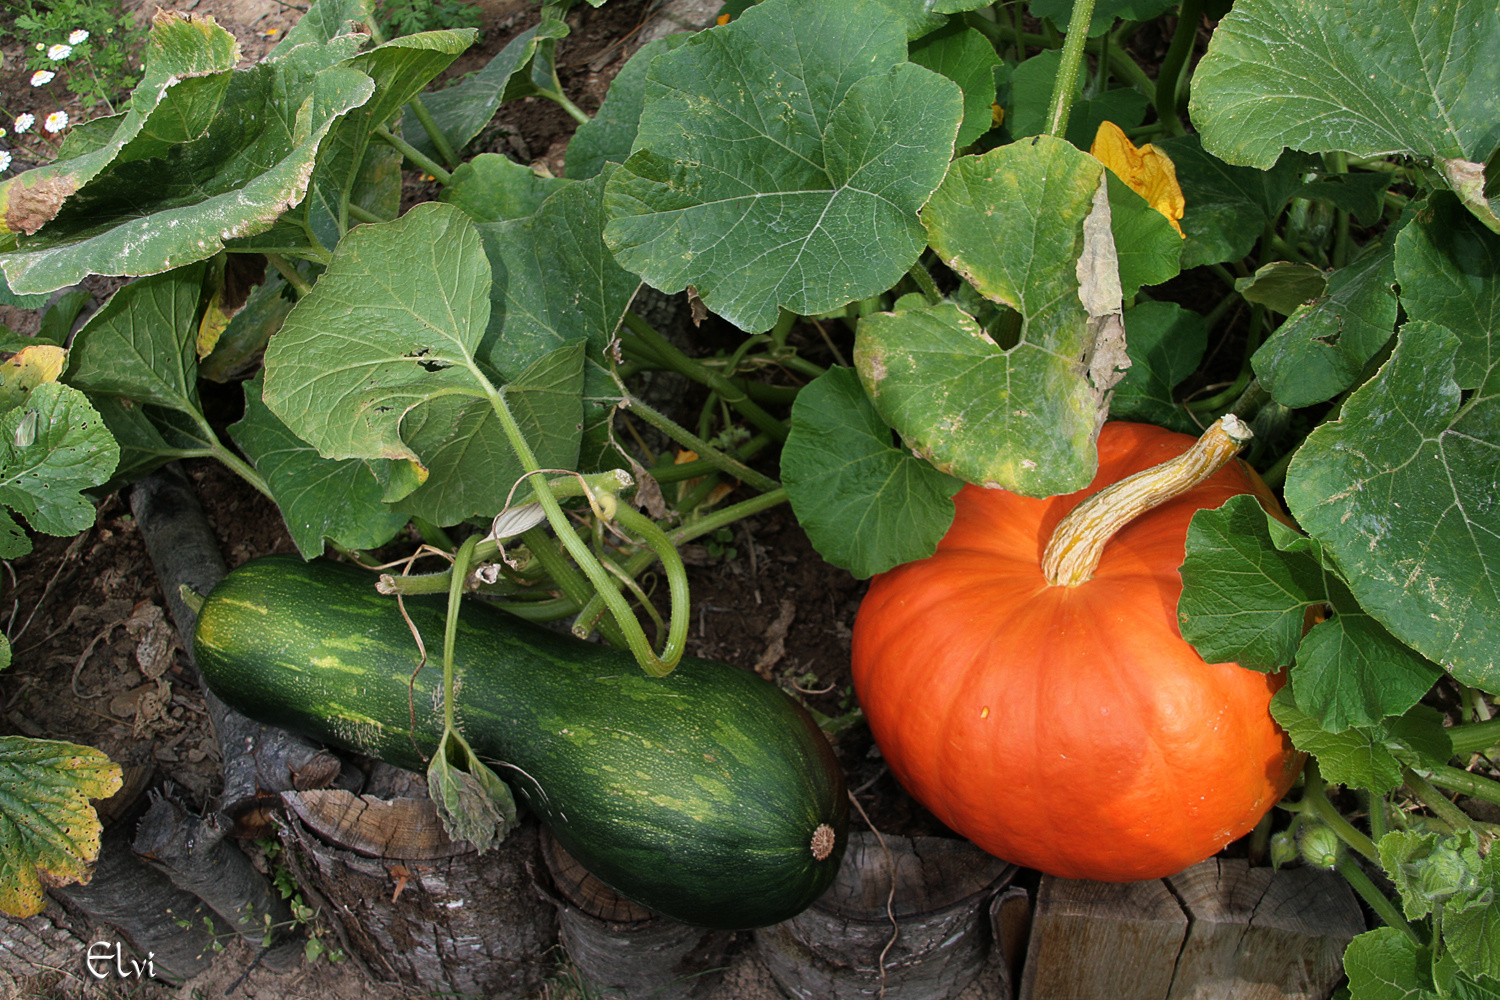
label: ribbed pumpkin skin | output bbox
[851,422,1302,882]
[194,556,848,929]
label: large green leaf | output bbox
[1285,321,1500,693]
[1396,194,1500,392]
[1253,242,1399,407]
[476,166,639,392]
[230,373,408,558]
[1,53,375,292]
[1180,495,1441,732]
[443,154,565,224]
[0,735,122,918]
[878,135,1122,495]
[781,366,961,578]
[909,25,1002,149]
[0,383,120,558]
[1103,171,1182,299]
[64,263,207,413]
[603,0,963,333]
[391,344,585,525]
[564,34,692,181]
[1191,0,1500,170]
[1030,0,1178,36]
[1380,829,1500,983]
[261,202,584,524]
[1343,928,1439,1000]
[1271,691,1451,795]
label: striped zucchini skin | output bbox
[193,556,848,929]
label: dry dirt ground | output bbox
[0,1,992,998]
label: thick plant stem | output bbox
[621,393,781,492]
[441,535,479,734]
[346,202,389,225]
[1042,415,1253,586]
[408,95,459,170]
[1403,767,1479,833]
[622,312,789,441]
[907,260,942,304]
[1303,762,1379,863]
[1044,0,1098,138]
[1153,0,1201,136]
[264,253,312,297]
[1447,717,1500,756]
[373,125,452,185]
[572,506,690,662]
[1333,850,1423,947]
[1420,765,1500,809]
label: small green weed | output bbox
[373,0,484,39]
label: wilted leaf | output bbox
[890,135,1117,495]
[0,345,67,412]
[0,735,122,917]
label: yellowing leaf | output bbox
[1091,120,1185,238]
[0,735,123,917]
[196,286,231,360]
[0,344,67,412]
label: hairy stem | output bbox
[1044,0,1099,138]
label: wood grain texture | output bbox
[1018,859,1365,1000]
[755,832,1015,1000]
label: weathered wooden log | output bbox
[540,830,733,999]
[755,832,1015,1000]
[277,784,557,998]
[131,787,296,952]
[1017,858,1365,1000]
[130,463,345,831]
[49,817,221,983]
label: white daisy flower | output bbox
[43,111,68,133]
[48,44,73,61]
[14,114,34,134]
[30,70,55,87]
[69,29,90,45]
[0,151,11,172]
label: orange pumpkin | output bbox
[850,419,1303,881]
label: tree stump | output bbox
[277,775,558,999]
[540,831,733,999]
[1017,858,1365,1000]
[755,832,1016,1000]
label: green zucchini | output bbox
[193,556,847,929]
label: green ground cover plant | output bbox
[0,0,1496,992]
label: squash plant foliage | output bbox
[0,0,1494,986]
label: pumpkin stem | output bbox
[1042,415,1254,587]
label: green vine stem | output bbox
[1302,761,1380,863]
[620,393,782,492]
[1153,0,1201,136]
[1420,765,1500,810]
[1333,849,1424,946]
[472,379,673,673]
[1447,717,1500,756]
[572,505,691,663]
[1043,0,1100,138]
[907,260,942,304]
[373,125,452,185]
[1402,767,1480,833]
[441,534,479,735]
[620,312,790,442]
[347,202,391,226]
[409,96,459,170]
[264,253,313,297]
